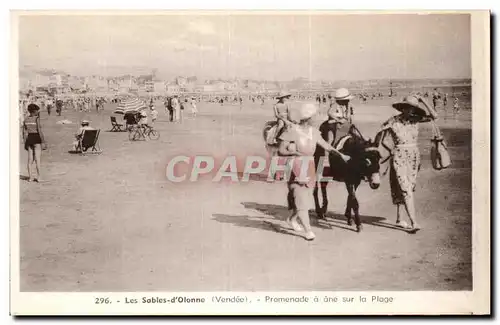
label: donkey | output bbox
[313,124,384,232]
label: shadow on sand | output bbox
[211,214,301,238]
[239,201,415,234]
[317,210,419,234]
[212,201,415,238]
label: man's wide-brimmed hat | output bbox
[334,88,354,101]
[276,91,292,99]
[392,95,428,117]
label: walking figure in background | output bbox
[453,95,460,115]
[55,97,63,116]
[165,97,174,122]
[432,88,440,110]
[180,98,187,123]
[170,96,178,122]
[378,94,438,233]
[46,97,53,116]
[85,98,90,112]
[22,104,47,182]
[190,97,198,118]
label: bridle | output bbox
[349,124,395,178]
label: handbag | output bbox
[430,120,451,170]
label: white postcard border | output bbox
[9,10,490,316]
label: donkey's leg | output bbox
[345,183,353,226]
[353,182,362,232]
[321,181,329,216]
[313,181,323,219]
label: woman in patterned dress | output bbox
[379,94,438,232]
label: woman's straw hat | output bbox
[334,88,354,101]
[276,91,292,99]
[392,95,428,117]
[290,102,318,122]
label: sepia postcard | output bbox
[10,10,490,315]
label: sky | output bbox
[18,12,471,81]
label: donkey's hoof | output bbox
[316,209,326,219]
[356,225,363,232]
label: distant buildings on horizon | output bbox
[19,70,472,96]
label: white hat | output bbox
[334,88,354,101]
[290,102,318,122]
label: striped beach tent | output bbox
[113,97,146,114]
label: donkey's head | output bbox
[347,125,382,190]
[363,140,382,189]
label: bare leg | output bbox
[33,144,42,181]
[396,204,402,224]
[268,154,278,181]
[275,120,284,144]
[403,194,420,230]
[296,210,315,240]
[27,146,34,181]
[287,210,303,232]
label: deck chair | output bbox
[76,129,102,155]
[110,116,124,132]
